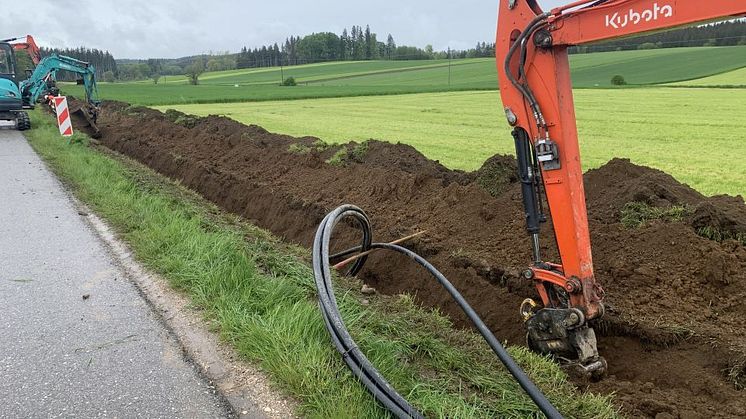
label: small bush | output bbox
[620,202,691,228]
[282,77,297,86]
[611,75,627,86]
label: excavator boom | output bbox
[496,0,746,377]
[19,52,101,137]
[5,35,42,65]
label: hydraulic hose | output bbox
[312,205,563,419]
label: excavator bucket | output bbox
[68,102,101,139]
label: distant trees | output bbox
[102,70,115,83]
[297,32,341,62]
[117,62,151,81]
[15,49,34,76]
[185,57,205,85]
[232,25,445,69]
[38,47,117,81]
[385,34,396,59]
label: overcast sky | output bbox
[5,1,566,59]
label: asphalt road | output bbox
[0,126,231,418]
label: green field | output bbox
[158,88,746,197]
[63,45,746,106]
[313,46,746,88]
[670,66,746,87]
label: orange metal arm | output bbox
[548,0,746,46]
[11,35,42,65]
[496,0,746,321]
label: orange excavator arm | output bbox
[496,0,746,377]
[7,35,42,65]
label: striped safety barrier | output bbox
[53,96,74,137]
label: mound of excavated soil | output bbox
[89,101,746,418]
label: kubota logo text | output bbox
[605,3,673,29]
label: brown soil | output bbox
[88,101,746,418]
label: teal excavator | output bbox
[0,37,30,130]
[2,35,100,134]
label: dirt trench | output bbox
[88,102,746,418]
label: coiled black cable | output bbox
[312,205,563,419]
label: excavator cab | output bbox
[0,42,30,131]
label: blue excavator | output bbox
[0,38,30,130]
[3,35,101,135]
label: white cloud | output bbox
[4,0,569,58]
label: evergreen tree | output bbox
[386,34,396,59]
[364,25,373,59]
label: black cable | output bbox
[313,205,422,419]
[503,13,550,136]
[313,205,563,419]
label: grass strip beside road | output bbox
[25,109,619,418]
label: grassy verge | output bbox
[24,109,618,418]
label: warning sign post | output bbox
[53,96,74,137]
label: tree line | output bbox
[38,47,117,81]
[234,26,424,69]
[232,26,496,69]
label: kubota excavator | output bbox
[497,0,746,378]
[6,35,101,135]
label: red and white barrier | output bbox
[53,96,74,137]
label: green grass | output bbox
[24,109,618,418]
[63,46,746,106]
[669,66,746,87]
[568,46,746,86]
[64,82,490,106]
[154,59,477,86]
[620,202,692,228]
[158,88,746,197]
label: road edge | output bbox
[32,137,299,418]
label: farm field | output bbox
[158,88,746,197]
[670,66,746,87]
[65,45,746,106]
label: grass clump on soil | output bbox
[729,358,746,390]
[350,140,370,161]
[164,108,199,128]
[320,141,371,166]
[325,148,347,166]
[620,202,692,228]
[25,109,619,418]
[697,226,746,246]
[287,143,312,155]
[288,139,334,155]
